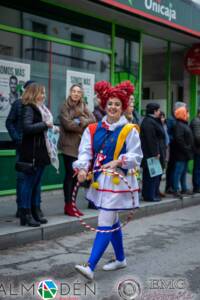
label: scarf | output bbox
[37,103,60,173]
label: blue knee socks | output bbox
[111,221,125,262]
[88,226,112,271]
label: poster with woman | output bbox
[0,59,30,132]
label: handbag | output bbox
[15,138,36,174]
[15,161,36,174]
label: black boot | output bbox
[38,207,44,217]
[20,208,41,227]
[16,207,21,218]
[31,206,48,224]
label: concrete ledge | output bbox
[0,195,200,250]
[42,215,98,240]
[0,228,42,249]
[182,195,200,208]
[145,198,183,216]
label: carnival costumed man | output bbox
[73,80,143,280]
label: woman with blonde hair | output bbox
[59,84,95,216]
[18,83,57,226]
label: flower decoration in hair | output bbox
[94,81,111,109]
[94,80,134,111]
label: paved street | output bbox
[0,205,200,300]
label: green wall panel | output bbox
[0,156,16,191]
[0,154,65,194]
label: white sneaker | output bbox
[75,264,94,280]
[103,259,127,271]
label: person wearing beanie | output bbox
[140,102,166,202]
[165,101,187,193]
[172,106,194,197]
[73,80,143,280]
[146,102,160,115]
[6,80,37,218]
[23,80,36,90]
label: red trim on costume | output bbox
[88,123,98,156]
[96,188,140,193]
[102,121,110,130]
[73,168,79,177]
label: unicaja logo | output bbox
[37,280,58,300]
[145,0,176,21]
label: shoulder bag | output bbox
[15,138,36,174]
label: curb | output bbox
[0,195,200,250]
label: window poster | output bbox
[66,70,95,112]
[0,60,30,132]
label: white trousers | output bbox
[98,210,119,227]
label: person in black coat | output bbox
[165,102,187,193]
[140,103,166,202]
[6,80,35,217]
[19,83,52,227]
[172,106,194,197]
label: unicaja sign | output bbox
[144,0,176,21]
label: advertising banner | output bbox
[100,0,200,37]
[185,44,200,75]
[66,70,95,112]
[0,60,30,132]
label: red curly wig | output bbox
[94,80,134,111]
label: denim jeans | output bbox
[20,166,45,209]
[142,165,161,201]
[16,171,25,207]
[16,149,25,207]
[192,154,200,190]
[173,161,188,192]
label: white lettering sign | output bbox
[145,0,176,21]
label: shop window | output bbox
[0,30,111,148]
[115,26,140,110]
[71,33,84,68]
[51,43,110,124]
[0,4,111,49]
[0,45,13,56]
[32,21,47,34]
[170,43,188,112]
[142,35,167,115]
[31,22,48,62]
[0,30,50,147]
[143,87,150,100]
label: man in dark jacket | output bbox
[140,103,166,202]
[190,108,200,193]
[6,80,35,217]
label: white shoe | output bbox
[75,264,94,280]
[102,259,127,271]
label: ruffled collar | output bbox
[101,115,128,131]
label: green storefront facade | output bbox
[0,0,200,195]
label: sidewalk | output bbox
[0,182,200,250]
